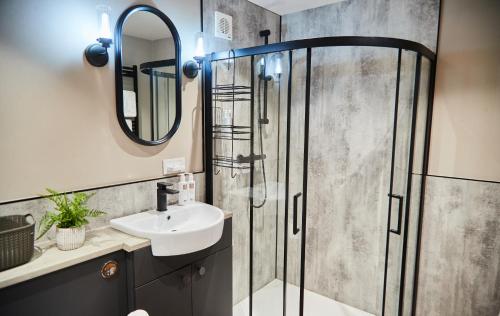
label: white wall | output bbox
[428,0,500,182]
[0,0,203,202]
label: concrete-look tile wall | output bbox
[279,0,439,314]
[203,0,280,53]
[0,173,205,242]
[282,0,439,51]
[417,177,500,316]
[202,0,281,305]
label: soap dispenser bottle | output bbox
[187,173,196,202]
[178,174,188,205]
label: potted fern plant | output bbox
[37,189,106,251]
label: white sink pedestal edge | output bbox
[110,202,225,256]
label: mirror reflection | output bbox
[121,11,177,141]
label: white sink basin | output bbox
[110,202,224,256]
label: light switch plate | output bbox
[163,157,186,175]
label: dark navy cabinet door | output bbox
[0,251,127,316]
[192,247,232,316]
[134,265,192,316]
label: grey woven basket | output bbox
[0,214,35,271]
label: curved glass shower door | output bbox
[276,48,308,316]
[248,49,308,316]
[298,47,433,316]
[205,37,436,316]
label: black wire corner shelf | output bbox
[213,84,252,102]
[212,125,251,141]
[212,155,251,170]
[211,57,254,177]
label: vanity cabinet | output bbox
[0,218,232,316]
[133,247,232,316]
[130,218,232,316]
[134,265,192,316]
[0,251,128,316]
[192,247,232,316]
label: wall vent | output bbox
[214,11,232,40]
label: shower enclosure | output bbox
[203,37,435,316]
[140,60,177,140]
[121,59,176,140]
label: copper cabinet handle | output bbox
[101,260,118,279]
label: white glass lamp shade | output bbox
[273,52,283,76]
[97,5,112,39]
[194,32,205,58]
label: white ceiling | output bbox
[123,11,172,41]
[248,0,346,15]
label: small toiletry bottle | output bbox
[178,174,188,205]
[187,173,196,202]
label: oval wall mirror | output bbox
[115,5,181,146]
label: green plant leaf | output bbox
[85,209,107,217]
[37,211,56,240]
[37,189,106,236]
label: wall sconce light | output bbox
[85,5,113,67]
[183,32,205,79]
[271,52,283,81]
[259,53,283,82]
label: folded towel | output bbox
[125,119,133,130]
[123,90,137,117]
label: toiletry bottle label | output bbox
[189,182,195,202]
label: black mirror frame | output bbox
[115,5,182,146]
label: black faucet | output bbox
[157,182,179,212]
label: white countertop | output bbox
[0,211,232,289]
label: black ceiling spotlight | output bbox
[183,32,205,79]
[85,5,113,67]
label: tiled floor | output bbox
[233,279,374,316]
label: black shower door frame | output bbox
[203,36,436,316]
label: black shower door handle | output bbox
[388,193,404,235]
[293,193,302,235]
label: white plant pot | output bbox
[56,227,86,251]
